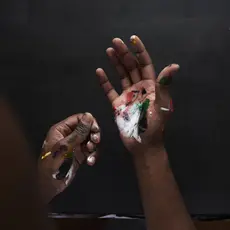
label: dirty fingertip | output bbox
[87,155,96,166]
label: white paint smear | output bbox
[65,162,75,185]
[115,103,141,143]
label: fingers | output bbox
[130,35,156,80]
[49,114,83,140]
[157,64,180,86]
[106,47,132,90]
[96,68,119,104]
[83,118,100,166]
[85,138,98,166]
[42,113,100,173]
[112,38,141,83]
[91,119,100,138]
[86,140,96,152]
[50,113,94,169]
[67,112,94,145]
[156,64,179,118]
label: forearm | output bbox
[133,145,196,230]
[38,169,57,205]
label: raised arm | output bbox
[96,35,196,230]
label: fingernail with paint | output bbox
[87,156,96,166]
[81,112,92,124]
[87,141,95,152]
[130,35,137,45]
[159,76,172,86]
[91,133,99,143]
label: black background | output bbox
[1,0,230,216]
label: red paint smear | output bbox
[126,92,133,103]
[170,99,174,112]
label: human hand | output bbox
[96,35,179,154]
[38,113,100,203]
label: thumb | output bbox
[50,113,94,171]
[66,112,94,146]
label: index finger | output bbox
[67,112,94,145]
[130,35,156,80]
[52,114,83,137]
[96,68,119,104]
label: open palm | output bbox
[96,35,179,153]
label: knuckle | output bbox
[75,122,90,136]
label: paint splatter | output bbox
[52,150,59,158]
[159,76,172,86]
[65,152,73,159]
[138,99,150,134]
[114,90,150,142]
[126,90,139,105]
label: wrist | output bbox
[133,143,170,171]
[38,169,57,204]
[132,141,166,156]
[143,143,166,156]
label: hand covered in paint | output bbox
[96,35,178,153]
[38,113,100,203]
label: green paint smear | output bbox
[141,99,150,112]
[159,76,172,85]
[65,152,73,158]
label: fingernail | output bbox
[159,76,172,86]
[168,64,180,69]
[87,141,95,152]
[113,38,124,44]
[87,156,96,165]
[118,38,125,44]
[174,64,180,69]
[91,133,99,143]
[130,35,137,45]
[81,112,92,124]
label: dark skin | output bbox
[0,99,54,230]
[96,35,196,230]
[38,112,101,204]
